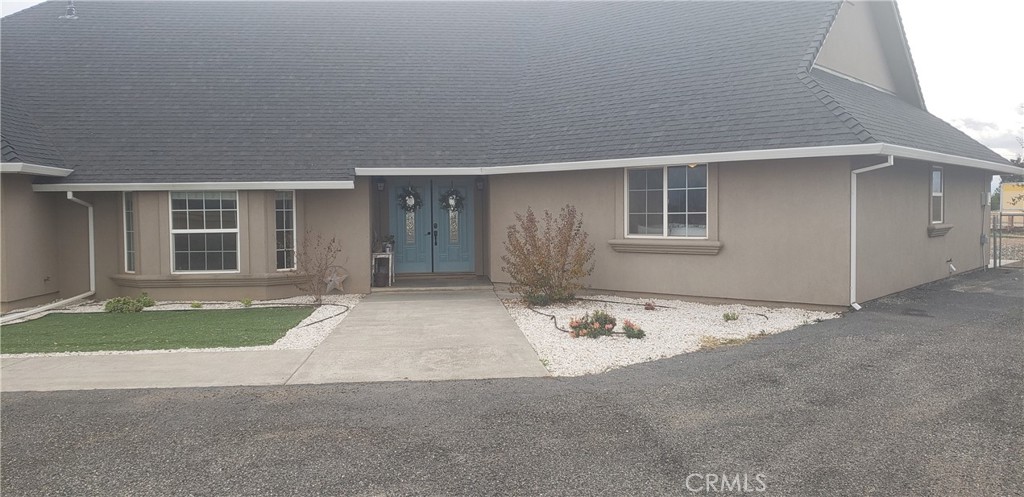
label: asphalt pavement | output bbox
[2,268,1021,496]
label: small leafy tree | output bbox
[296,229,347,305]
[501,204,595,305]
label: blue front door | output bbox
[389,178,475,273]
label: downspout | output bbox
[0,192,96,324]
[850,155,894,310]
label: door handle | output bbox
[432,222,438,246]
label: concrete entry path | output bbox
[287,290,549,384]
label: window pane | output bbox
[189,252,206,270]
[628,214,645,235]
[222,212,237,229]
[205,211,222,230]
[931,170,942,193]
[276,211,285,228]
[668,214,687,236]
[668,166,686,189]
[646,192,662,213]
[284,251,294,269]
[687,165,708,188]
[175,252,189,271]
[224,252,238,270]
[171,196,187,210]
[189,233,206,251]
[932,196,943,222]
[687,214,708,237]
[628,170,646,190]
[688,189,707,212]
[644,214,664,235]
[127,253,135,272]
[646,169,663,189]
[222,198,237,210]
[276,231,286,250]
[187,197,203,210]
[207,234,223,251]
[187,211,204,230]
[628,191,645,214]
[172,211,188,230]
[204,197,221,210]
[668,190,685,212]
[277,252,286,270]
[174,234,189,251]
[224,234,237,251]
[207,252,223,270]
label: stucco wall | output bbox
[856,160,990,302]
[815,1,897,93]
[303,179,373,294]
[487,158,853,306]
[1,175,62,310]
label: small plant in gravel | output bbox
[190,301,203,309]
[644,301,657,311]
[622,319,645,339]
[137,293,156,308]
[568,310,617,338]
[104,297,144,313]
[241,298,253,308]
[501,204,595,306]
[722,311,740,322]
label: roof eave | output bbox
[31,180,356,192]
[0,162,74,177]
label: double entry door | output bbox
[389,178,474,273]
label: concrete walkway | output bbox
[0,290,547,392]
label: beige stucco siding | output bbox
[488,158,853,306]
[856,161,990,302]
[815,0,897,93]
[1,175,62,310]
[303,179,373,294]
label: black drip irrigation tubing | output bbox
[147,301,351,328]
[525,305,633,337]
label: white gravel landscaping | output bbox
[503,296,840,376]
[0,294,362,358]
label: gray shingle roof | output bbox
[808,68,1009,164]
[0,1,1008,185]
[0,98,65,166]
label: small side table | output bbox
[371,252,394,287]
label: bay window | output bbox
[171,192,239,272]
[627,164,708,238]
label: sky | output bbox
[2,0,1022,163]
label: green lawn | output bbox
[0,307,315,354]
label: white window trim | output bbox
[168,191,241,274]
[123,192,136,273]
[275,190,298,271]
[623,165,709,240]
[931,166,944,224]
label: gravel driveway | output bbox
[2,269,1021,496]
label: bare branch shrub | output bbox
[296,229,348,304]
[501,204,595,305]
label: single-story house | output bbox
[2,0,1021,313]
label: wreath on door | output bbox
[439,188,466,212]
[397,186,423,212]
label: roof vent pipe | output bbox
[59,0,78,19]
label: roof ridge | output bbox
[797,1,876,144]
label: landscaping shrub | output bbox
[622,319,645,339]
[644,301,657,311]
[297,229,348,305]
[568,310,616,339]
[501,204,595,305]
[137,293,156,308]
[241,298,253,308]
[104,297,144,313]
[190,301,203,309]
[723,311,739,322]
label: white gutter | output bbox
[32,180,355,193]
[354,143,1021,177]
[0,192,96,324]
[0,162,74,177]
[849,155,894,310]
